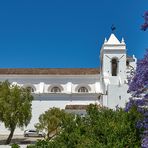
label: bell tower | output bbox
[100,33,129,108]
[100,33,126,85]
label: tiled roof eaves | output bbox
[0,68,100,75]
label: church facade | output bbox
[0,33,137,135]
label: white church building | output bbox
[0,33,137,135]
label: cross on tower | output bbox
[111,24,116,33]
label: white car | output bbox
[24,129,45,137]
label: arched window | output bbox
[26,86,35,93]
[78,87,88,93]
[51,87,61,93]
[112,58,118,76]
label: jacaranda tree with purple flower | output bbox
[126,50,148,147]
[141,11,148,31]
[126,11,148,148]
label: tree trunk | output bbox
[47,129,58,140]
[47,132,50,139]
[5,128,15,144]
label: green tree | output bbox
[29,104,142,148]
[35,107,73,139]
[85,104,142,147]
[0,80,33,144]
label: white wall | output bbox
[0,93,100,135]
[106,84,131,109]
[0,75,101,135]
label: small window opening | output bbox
[78,87,88,93]
[112,59,118,76]
[51,87,61,93]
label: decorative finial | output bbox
[104,38,107,43]
[121,37,125,43]
[111,24,116,33]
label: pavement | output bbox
[0,145,27,148]
[0,135,44,148]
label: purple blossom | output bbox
[125,98,145,112]
[136,120,143,129]
[141,23,148,31]
[144,111,148,117]
[138,108,145,114]
[143,118,148,123]
[144,94,148,100]
[139,13,148,147]
[144,11,148,21]
[124,98,134,112]
[129,49,148,93]
[144,124,148,129]
[127,48,148,147]
[143,130,148,135]
[141,11,148,31]
[142,136,148,148]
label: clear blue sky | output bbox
[0,0,147,68]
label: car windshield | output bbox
[29,130,36,132]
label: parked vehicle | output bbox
[24,129,46,137]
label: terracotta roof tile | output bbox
[65,104,102,110]
[126,55,135,62]
[65,105,89,110]
[0,68,100,75]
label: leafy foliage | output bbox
[35,107,74,139]
[29,104,141,148]
[26,139,51,148]
[0,80,33,144]
[11,143,20,148]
